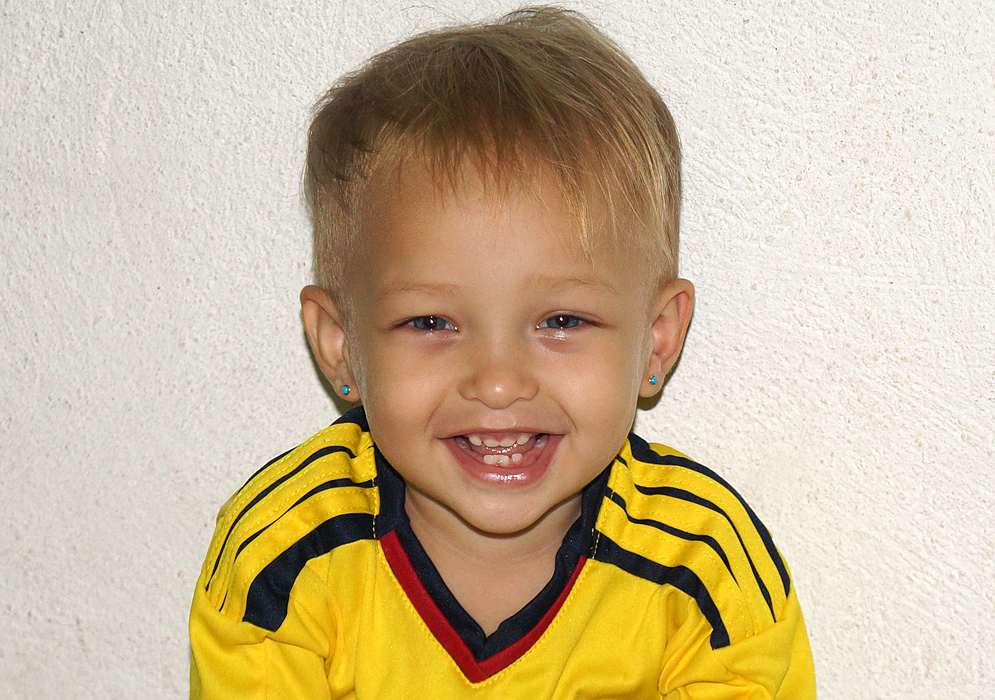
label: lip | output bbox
[444,432,562,487]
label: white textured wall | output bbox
[2,1,992,697]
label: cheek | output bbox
[605,330,649,386]
[599,337,649,422]
[352,340,446,424]
[552,342,643,412]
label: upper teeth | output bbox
[467,434,531,447]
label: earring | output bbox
[649,375,658,386]
[342,385,351,396]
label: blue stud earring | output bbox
[649,375,658,386]
[342,385,351,396]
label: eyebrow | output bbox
[378,281,461,299]
[377,275,618,299]
[526,274,619,294]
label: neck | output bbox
[404,493,581,635]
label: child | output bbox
[189,7,815,698]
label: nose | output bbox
[457,339,539,409]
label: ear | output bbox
[300,285,359,402]
[640,278,695,398]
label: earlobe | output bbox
[640,278,695,398]
[300,285,359,401]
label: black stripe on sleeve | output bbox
[592,535,730,649]
[632,483,774,619]
[231,409,369,499]
[235,447,294,497]
[208,409,371,590]
[206,445,357,589]
[605,489,736,581]
[231,477,375,563]
[242,512,374,632]
[628,435,791,598]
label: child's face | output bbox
[303,162,692,539]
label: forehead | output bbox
[348,158,654,304]
[362,155,638,255]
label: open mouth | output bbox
[452,432,550,467]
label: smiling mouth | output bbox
[453,432,549,467]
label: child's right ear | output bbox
[300,285,359,402]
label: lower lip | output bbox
[445,434,562,487]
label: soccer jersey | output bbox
[189,408,814,699]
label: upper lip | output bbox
[444,428,548,439]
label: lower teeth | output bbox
[480,451,528,467]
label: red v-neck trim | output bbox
[380,530,586,682]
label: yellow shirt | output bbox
[190,408,815,699]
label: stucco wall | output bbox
[2,1,992,697]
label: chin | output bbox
[460,510,540,537]
[455,493,574,538]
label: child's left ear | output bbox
[640,278,695,398]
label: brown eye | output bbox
[538,314,583,330]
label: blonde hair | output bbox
[304,6,681,296]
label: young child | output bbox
[189,7,815,698]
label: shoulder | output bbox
[196,407,380,630]
[592,433,793,648]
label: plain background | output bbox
[2,1,993,697]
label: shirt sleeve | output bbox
[658,584,816,700]
[189,568,335,700]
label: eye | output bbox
[406,315,456,331]
[537,314,584,330]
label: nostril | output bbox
[456,348,540,408]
